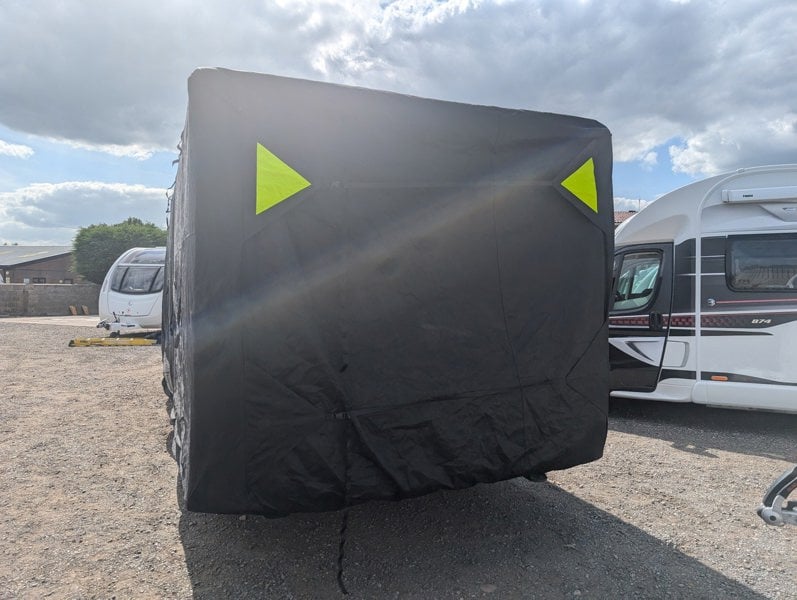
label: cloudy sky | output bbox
[1,0,796,245]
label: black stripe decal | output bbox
[660,369,696,380]
[699,330,772,337]
[666,328,694,337]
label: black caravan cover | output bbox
[164,68,613,515]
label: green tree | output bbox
[73,217,167,284]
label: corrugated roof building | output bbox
[0,246,82,284]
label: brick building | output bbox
[0,246,82,284]
[614,210,638,228]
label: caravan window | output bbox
[727,234,797,291]
[112,266,164,294]
[110,266,127,291]
[612,251,662,312]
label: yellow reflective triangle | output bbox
[256,143,311,215]
[561,157,598,213]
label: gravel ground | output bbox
[1,317,795,599]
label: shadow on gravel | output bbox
[608,399,797,462]
[178,478,765,599]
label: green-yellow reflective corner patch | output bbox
[561,157,598,213]
[256,143,311,215]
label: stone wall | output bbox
[0,283,100,316]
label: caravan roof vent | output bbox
[723,186,797,204]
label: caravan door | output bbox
[609,243,674,391]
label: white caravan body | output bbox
[610,165,797,413]
[98,247,165,330]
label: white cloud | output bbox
[0,140,34,159]
[0,182,167,245]
[613,196,651,212]
[298,1,797,178]
[670,112,797,175]
[640,151,658,171]
[59,140,156,160]
[0,0,795,175]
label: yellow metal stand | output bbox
[68,337,158,347]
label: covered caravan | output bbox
[164,68,613,515]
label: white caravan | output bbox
[98,247,165,330]
[609,165,797,413]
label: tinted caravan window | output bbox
[115,266,164,294]
[727,234,797,291]
[612,251,662,311]
[110,266,127,292]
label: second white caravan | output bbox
[98,247,166,330]
[610,165,797,413]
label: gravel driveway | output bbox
[1,318,795,599]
